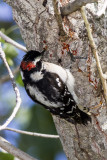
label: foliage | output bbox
[0,152,14,160]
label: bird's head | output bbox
[20,50,44,71]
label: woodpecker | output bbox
[20,50,91,125]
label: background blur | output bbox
[0,0,67,159]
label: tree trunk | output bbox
[4,0,107,159]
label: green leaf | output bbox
[16,72,24,86]
[5,25,19,35]
[0,28,6,33]
[0,152,14,160]
[0,38,5,43]
[6,57,14,66]
[0,29,6,43]
[3,43,18,59]
[2,43,18,66]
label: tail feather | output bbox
[79,110,91,125]
[75,104,91,125]
[67,108,91,125]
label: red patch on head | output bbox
[21,61,35,71]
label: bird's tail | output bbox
[78,109,91,125]
[76,104,91,125]
[67,105,91,125]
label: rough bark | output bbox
[60,0,98,16]
[4,0,107,159]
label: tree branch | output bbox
[52,0,69,41]
[60,0,98,16]
[0,31,27,52]
[0,136,38,160]
[0,43,21,130]
[81,6,107,104]
[4,127,59,139]
[52,0,66,36]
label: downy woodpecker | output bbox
[20,50,91,125]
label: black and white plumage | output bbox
[20,50,91,125]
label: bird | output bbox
[20,50,91,125]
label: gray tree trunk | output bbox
[4,0,107,159]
